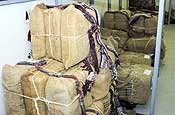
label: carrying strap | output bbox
[74,3,100,74]
[81,58,95,95]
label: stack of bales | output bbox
[100,10,165,107]
[2,3,115,115]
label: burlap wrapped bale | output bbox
[2,65,34,115]
[30,3,47,59]
[44,7,62,61]
[61,5,91,69]
[45,64,94,115]
[145,15,157,35]
[91,68,111,101]
[31,4,95,68]
[103,11,116,29]
[126,36,166,59]
[103,11,129,31]
[119,51,152,66]
[129,13,158,38]
[114,11,129,31]
[117,64,153,104]
[21,60,64,115]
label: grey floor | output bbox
[155,24,175,115]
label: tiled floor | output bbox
[155,24,175,115]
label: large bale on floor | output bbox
[126,36,166,59]
[20,60,93,115]
[119,51,152,66]
[2,65,34,115]
[117,64,153,104]
[129,13,158,38]
[21,60,64,115]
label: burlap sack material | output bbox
[30,4,47,59]
[103,22,116,29]
[100,27,129,48]
[61,5,91,69]
[3,59,95,115]
[119,51,152,66]
[44,8,62,61]
[2,64,34,115]
[103,11,115,22]
[129,13,158,38]
[126,36,166,59]
[114,11,129,32]
[21,60,64,115]
[101,36,119,63]
[91,68,111,102]
[31,4,95,69]
[117,64,153,104]
[111,29,129,38]
[103,11,129,32]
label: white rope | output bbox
[144,37,154,50]
[32,34,60,37]
[48,11,54,58]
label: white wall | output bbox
[0,0,57,114]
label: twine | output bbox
[3,63,80,115]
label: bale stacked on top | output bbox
[104,11,130,31]
[30,4,92,69]
[129,12,158,38]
